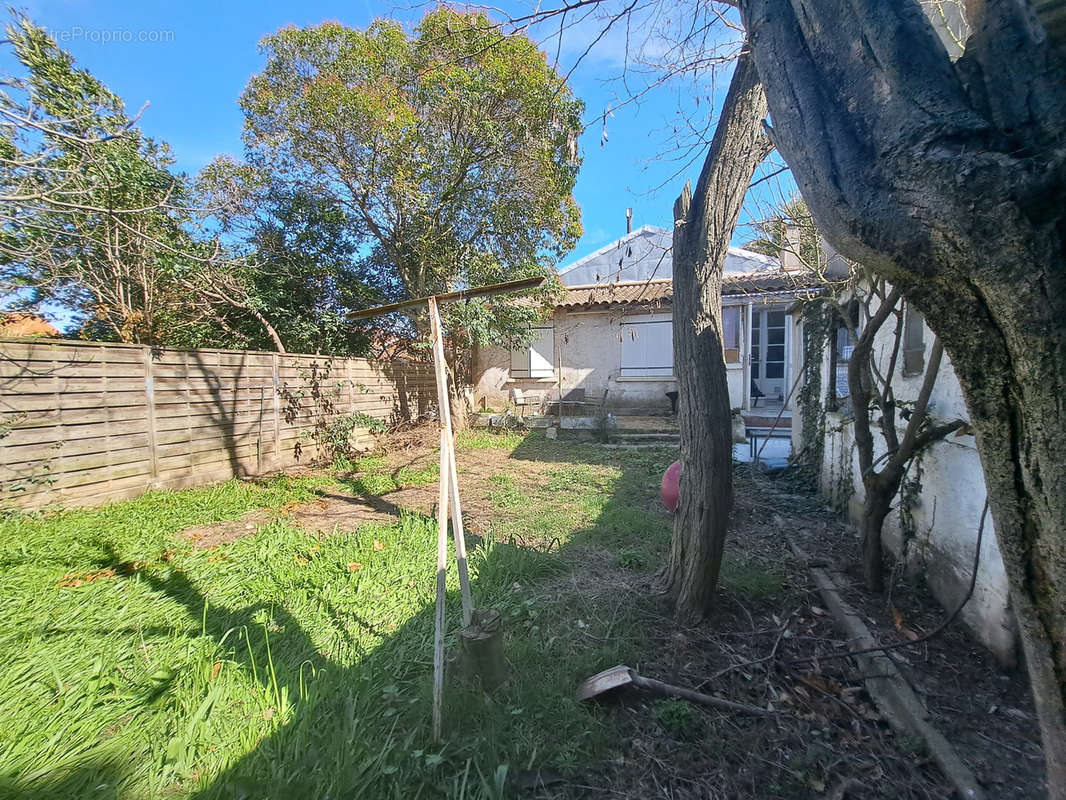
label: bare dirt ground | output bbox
[556,468,1044,799]
[181,429,556,547]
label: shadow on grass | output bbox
[3,432,679,799]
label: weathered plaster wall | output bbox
[473,308,747,413]
[812,293,1016,664]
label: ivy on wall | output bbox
[794,298,834,486]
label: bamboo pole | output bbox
[432,428,450,742]
[427,297,473,623]
[427,295,475,741]
[447,446,473,626]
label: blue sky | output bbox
[10,0,793,324]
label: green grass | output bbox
[485,475,529,510]
[0,436,679,799]
[720,554,785,601]
[455,429,527,451]
[336,457,440,496]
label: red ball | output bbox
[661,460,682,512]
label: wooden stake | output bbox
[346,280,545,742]
[432,428,450,742]
[428,297,451,743]
[427,297,473,624]
[447,441,473,626]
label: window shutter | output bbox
[723,306,741,363]
[530,326,554,377]
[620,313,673,377]
[510,344,529,377]
[902,304,926,376]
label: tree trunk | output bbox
[248,307,286,353]
[740,0,1066,791]
[860,478,894,593]
[661,50,771,624]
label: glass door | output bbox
[750,307,787,402]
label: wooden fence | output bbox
[0,338,437,510]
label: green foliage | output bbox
[0,14,230,345]
[0,13,283,350]
[486,474,529,509]
[336,455,439,496]
[455,428,528,451]
[189,179,407,355]
[277,358,391,465]
[231,7,583,351]
[654,698,702,739]
[795,297,833,484]
[745,196,823,272]
[720,554,784,601]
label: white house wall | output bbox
[811,290,1015,664]
[474,308,747,413]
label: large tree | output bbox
[0,15,192,343]
[183,178,405,355]
[737,0,1066,791]
[231,8,582,373]
[0,14,281,349]
[663,50,771,622]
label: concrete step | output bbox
[612,433,681,445]
[597,442,681,449]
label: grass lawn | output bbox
[0,430,678,799]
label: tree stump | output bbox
[460,608,507,691]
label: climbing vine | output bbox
[794,297,833,486]
[896,452,927,563]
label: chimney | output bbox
[781,224,803,270]
[625,208,633,234]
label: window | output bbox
[764,310,786,380]
[620,312,673,377]
[902,303,925,376]
[510,325,554,378]
[722,306,741,364]
[827,302,858,410]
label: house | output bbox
[792,284,1015,665]
[473,225,818,421]
[0,313,59,338]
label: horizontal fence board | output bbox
[3,432,150,462]
[1,417,150,446]
[0,361,149,379]
[0,338,434,510]
[0,343,146,364]
[1,407,151,429]
[2,459,152,494]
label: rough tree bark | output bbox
[739,0,1066,791]
[661,49,772,624]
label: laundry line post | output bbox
[347,276,545,742]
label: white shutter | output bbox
[620,313,673,377]
[529,326,554,377]
[510,324,554,378]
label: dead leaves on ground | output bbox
[58,561,143,588]
[892,606,923,641]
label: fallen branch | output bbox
[787,498,987,666]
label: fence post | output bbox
[272,353,281,463]
[142,345,159,482]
